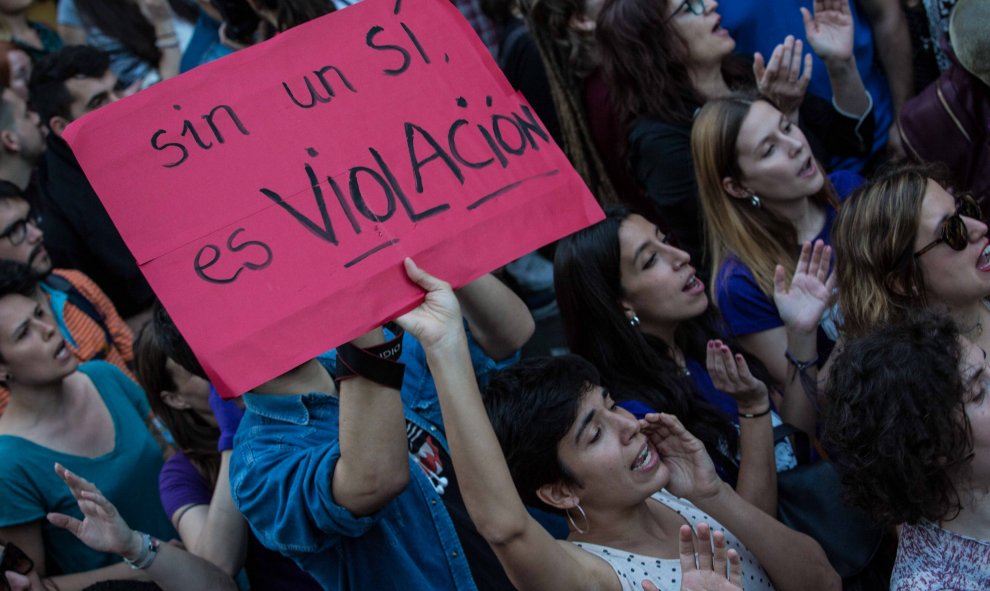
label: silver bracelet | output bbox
[123,532,160,570]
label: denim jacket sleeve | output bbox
[229,396,387,555]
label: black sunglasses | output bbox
[0,542,33,591]
[914,193,982,258]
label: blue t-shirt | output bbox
[716,172,861,347]
[0,362,175,574]
[718,0,892,171]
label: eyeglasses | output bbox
[0,542,34,591]
[914,193,982,258]
[666,0,705,21]
[0,216,37,246]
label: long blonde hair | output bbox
[693,96,838,299]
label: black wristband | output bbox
[335,327,405,390]
[738,406,772,419]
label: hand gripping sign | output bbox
[63,0,603,397]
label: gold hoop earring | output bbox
[566,503,589,534]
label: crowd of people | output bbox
[0,0,986,589]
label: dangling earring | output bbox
[629,315,640,328]
[750,194,762,208]
[566,503,589,534]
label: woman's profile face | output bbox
[0,294,77,387]
[666,0,735,69]
[959,340,990,488]
[731,100,824,203]
[554,385,668,510]
[914,180,990,307]
[617,215,707,338]
[164,358,216,426]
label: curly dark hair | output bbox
[823,311,976,526]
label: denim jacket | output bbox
[230,331,516,590]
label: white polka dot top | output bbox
[572,490,775,591]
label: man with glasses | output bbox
[0,180,135,416]
[29,46,154,334]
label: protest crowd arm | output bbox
[330,327,410,516]
[455,273,535,361]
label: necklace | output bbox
[963,317,984,338]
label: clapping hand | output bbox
[773,240,835,335]
[801,0,854,64]
[754,35,812,120]
[638,414,722,501]
[705,340,769,413]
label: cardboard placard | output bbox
[64,0,603,396]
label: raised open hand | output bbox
[773,240,835,334]
[705,340,769,410]
[801,0,854,64]
[641,523,743,591]
[754,35,812,120]
[394,258,463,352]
[47,464,138,558]
[639,414,721,501]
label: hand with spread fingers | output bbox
[754,35,812,120]
[801,0,854,65]
[773,240,835,335]
[46,464,141,560]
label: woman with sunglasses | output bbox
[595,0,872,263]
[0,263,176,590]
[832,165,990,353]
[823,311,990,590]
[2,464,237,591]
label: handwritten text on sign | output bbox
[63,0,603,397]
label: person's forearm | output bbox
[733,405,777,516]
[188,451,249,575]
[157,47,181,80]
[863,0,913,112]
[144,542,238,591]
[425,335,532,543]
[780,328,818,435]
[456,274,534,360]
[824,57,870,117]
[48,562,147,591]
[692,483,840,591]
[332,328,409,516]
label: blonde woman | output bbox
[692,95,860,434]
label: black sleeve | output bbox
[798,92,876,162]
[628,118,704,264]
[498,21,561,144]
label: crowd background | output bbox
[0,0,986,590]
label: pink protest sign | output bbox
[63,0,603,397]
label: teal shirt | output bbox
[0,361,176,574]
